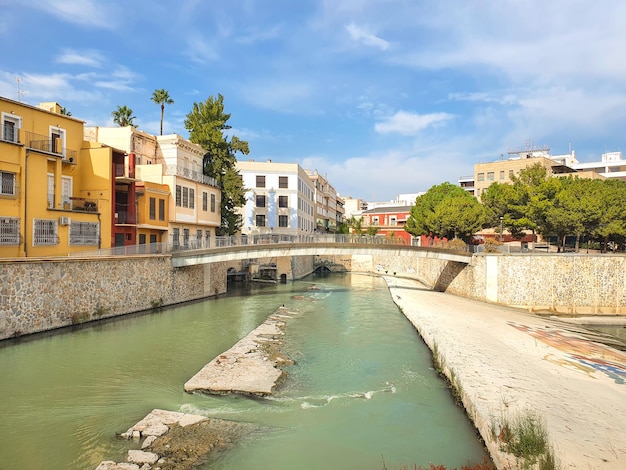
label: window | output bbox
[279,176,288,189]
[487,172,494,181]
[61,176,72,208]
[183,228,190,247]
[256,214,266,227]
[2,113,21,143]
[182,187,189,207]
[50,127,65,156]
[500,170,505,180]
[69,222,99,245]
[256,175,266,188]
[0,217,20,245]
[202,192,208,211]
[159,199,165,221]
[372,216,379,225]
[256,195,266,207]
[509,169,514,178]
[0,171,16,196]
[175,185,182,206]
[210,194,216,212]
[33,219,58,246]
[172,227,180,246]
[149,197,156,220]
[189,188,195,209]
[279,215,289,227]
[390,216,397,226]
[278,195,288,208]
[196,229,202,241]
[477,173,485,182]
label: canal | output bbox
[0,274,489,469]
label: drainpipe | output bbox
[24,149,30,257]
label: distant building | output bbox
[235,160,316,236]
[361,205,412,244]
[305,169,343,232]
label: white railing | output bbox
[67,233,407,257]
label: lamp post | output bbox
[499,216,504,242]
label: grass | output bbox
[492,408,560,469]
[382,456,494,470]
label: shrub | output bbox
[447,238,467,252]
[483,239,503,253]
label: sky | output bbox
[3,1,626,202]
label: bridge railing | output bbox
[67,233,407,258]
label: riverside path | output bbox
[385,276,626,470]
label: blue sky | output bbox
[3,1,626,202]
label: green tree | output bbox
[111,105,136,127]
[405,182,475,238]
[185,94,249,236]
[365,226,380,236]
[151,89,174,135]
[431,195,485,242]
[593,179,626,252]
[59,107,72,116]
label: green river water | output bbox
[0,274,489,469]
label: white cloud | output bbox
[26,0,118,29]
[56,49,104,67]
[375,111,453,135]
[185,34,219,63]
[345,23,389,50]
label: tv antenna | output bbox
[16,76,28,102]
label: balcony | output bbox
[24,131,77,163]
[115,211,137,225]
[164,165,217,187]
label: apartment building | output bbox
[235,160,315,236]
[465,145,577,199]
[305,169,343,232]
[361,205,413,243]
[0,97,105,257]
[85,128,221,249]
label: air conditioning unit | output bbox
[59,217,71,226]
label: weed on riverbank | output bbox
[491,409,561,469]
[382,456,494,470]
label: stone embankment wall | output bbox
[363,252,626,315]
[0,256,227,340]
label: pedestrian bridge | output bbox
[170,235,472,268]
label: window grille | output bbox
[175,185,182,206]
[256,175,265,188]
[279,176,288,188]
[202,192,208,211]
[69,222,99,245]
[210,194,216,212]
[256,195,266,207]
[33,219,58,245]
[0,171,16,195]
[278,195,288,208]
[0,217,20,245]
[279,215,288,227]
[189,188,195,209]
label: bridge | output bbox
[169,234,473,268]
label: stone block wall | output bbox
[0,256,226,340]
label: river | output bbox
[0,273,489,469]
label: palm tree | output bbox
[60,107,72,116]
[151,89,174,135]
[111,105,136,127]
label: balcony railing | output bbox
[164,165,217,187]
[24,131,77,163]
[115,211,137,225]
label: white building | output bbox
[236,160,316,236]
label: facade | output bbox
[342,196,367,220]
[305,169,342,232]
[461,145,613,199]
[86,128,221,249]
[236,160,315,236]
[361,205,413,244]
[0,97,105,257]
[469,145,577,199]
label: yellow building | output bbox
[136,180,170,249]
[473,146,577,199]
[85,127,221,248]
[0,97,105,257]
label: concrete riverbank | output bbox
[385,276,626,469]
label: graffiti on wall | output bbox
[508,321,626,385]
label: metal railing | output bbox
[24,131,77,162]
[67,233,408,257]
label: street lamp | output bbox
[499,216,504,242]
